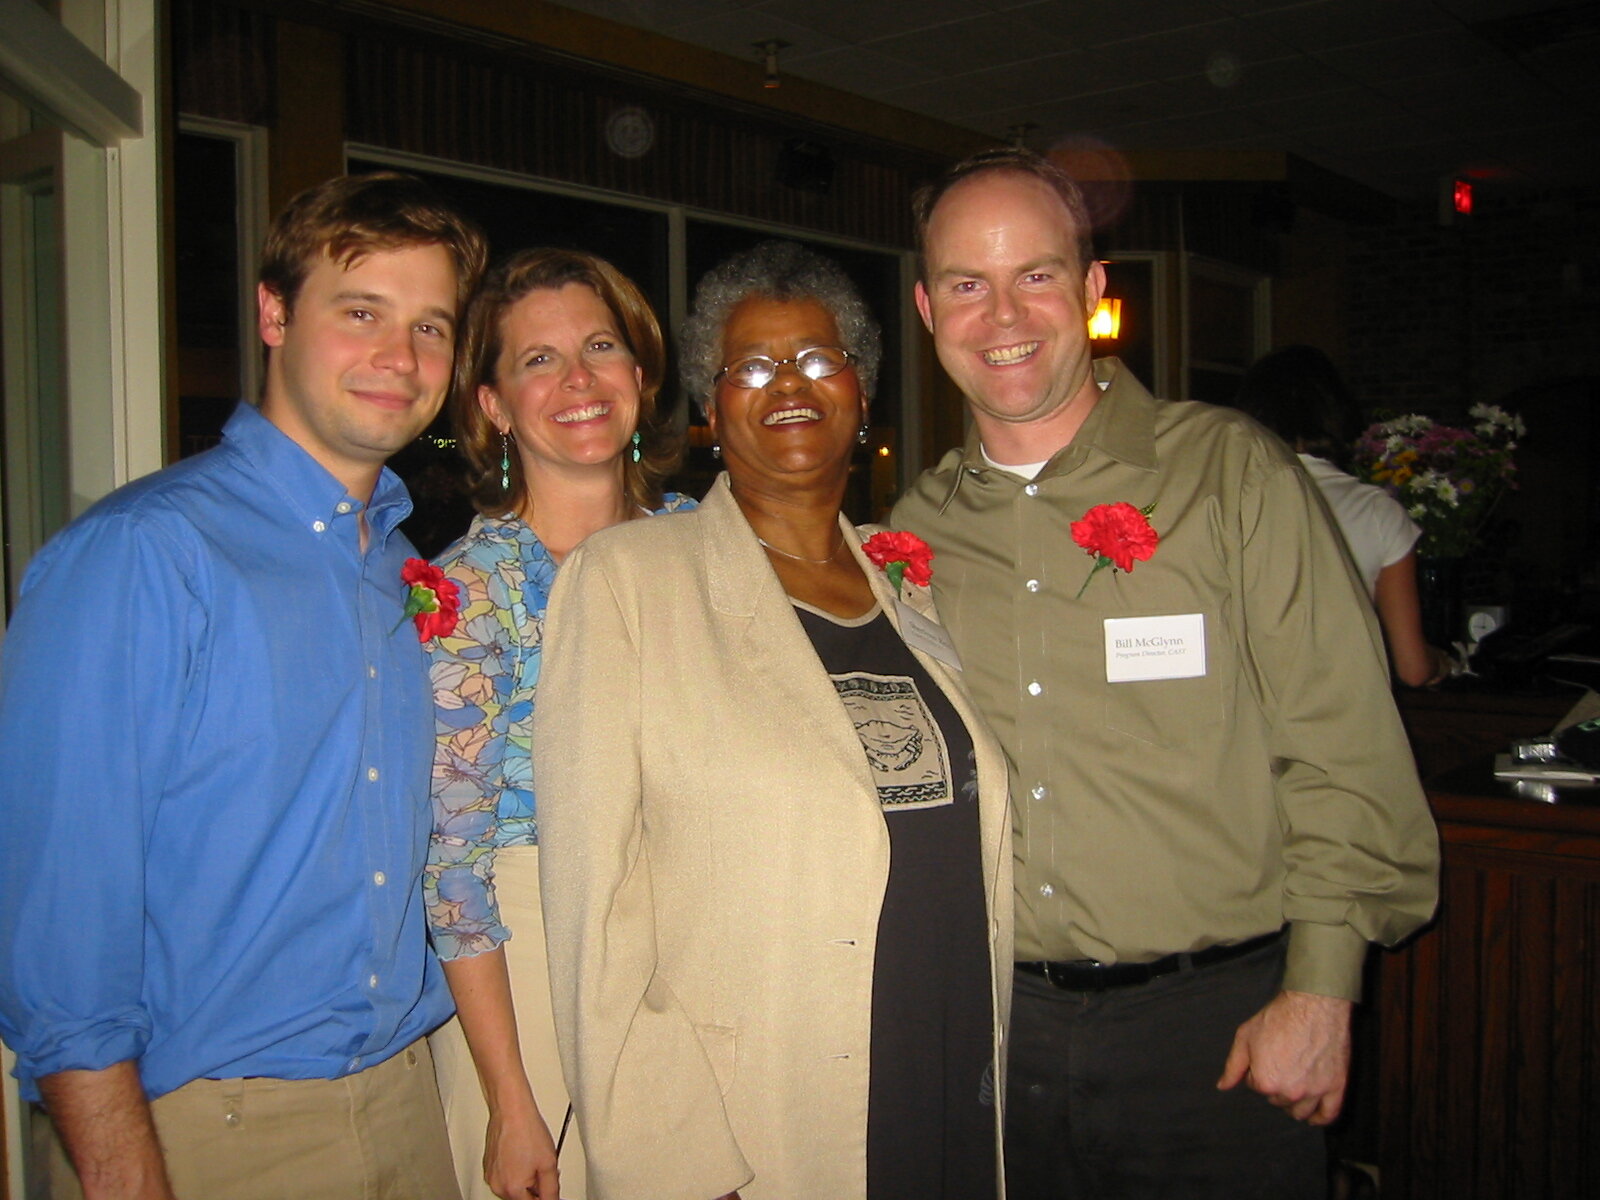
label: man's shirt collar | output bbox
[222,402,414,539]
[938,358,1159,512]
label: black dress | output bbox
[794,602,997,1200]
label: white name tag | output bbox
[1104,614,1207,682]
[897,600,963,671]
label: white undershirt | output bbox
[980,448,1049,480]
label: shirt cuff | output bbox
[429,922,513,962]
[1282,921,1369,1000]
[16,1019,149,1101]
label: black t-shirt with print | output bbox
[795,603,996,1200]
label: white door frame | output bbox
[0,2,162,1194]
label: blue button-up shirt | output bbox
[0,403,452,1101]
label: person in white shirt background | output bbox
[1237,344,1452,688]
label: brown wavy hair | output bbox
[258,171,487,316]
[452,248,681,515]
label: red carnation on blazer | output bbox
[861,530,934,596]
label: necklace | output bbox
[757,530,845,565]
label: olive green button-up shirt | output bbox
[893,360,1438,999]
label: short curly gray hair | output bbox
[679,240,881,417]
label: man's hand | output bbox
[38,1061,178,1200]
[1216,989,1353,1125]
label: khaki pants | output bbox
[38,1039,461,1200]
[431,843,587,1199]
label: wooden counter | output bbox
[1394,685,1574,780]
[1370,759,1600,1198]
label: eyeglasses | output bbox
[714,346,854,390]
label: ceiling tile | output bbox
[552,0,748,36]
[654,9,838,61]
[1247,85,1398,132]
[1314,27,1511,83]
[1010,0,1237,49]
[871,74,1038,124]
[549,0,1600,192]
[1248,0,1454,52]
[1517,39,1600,94]
[751,0,976,44]
[869,12,1075,75]
[784,45,940,96]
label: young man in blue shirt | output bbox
[0,172,486,1199]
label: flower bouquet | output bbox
[1353,403,1523,557]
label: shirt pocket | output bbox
[1099,610,1230,748]
[1101,672,1223,748]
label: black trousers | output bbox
[1004,939,1325,1200]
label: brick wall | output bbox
[1345,187,1600,419]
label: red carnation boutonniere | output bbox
[1071,501,1159,598]
[862,530,935,597]
[398,557,461,642]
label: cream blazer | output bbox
[535,476,1013,1200]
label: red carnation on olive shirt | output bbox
[1070,502,1159,597]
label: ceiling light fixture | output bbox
[755,40,790,89]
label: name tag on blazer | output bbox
[897,599,963,671]
[1103,613,1207,682]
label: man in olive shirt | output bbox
[893,148,1438,1198]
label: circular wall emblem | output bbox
[606,107,655,159]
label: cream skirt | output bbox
[430,842,587,1199]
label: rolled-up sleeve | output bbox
[0,514,200,1096]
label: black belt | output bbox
[1017,928,1285,992]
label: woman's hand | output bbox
[441,949,561,1198]
[482,1094,560,1199]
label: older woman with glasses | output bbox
[535,241,1012,1200]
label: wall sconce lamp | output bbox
[1087,297,1122,340]
[755,40,790,89]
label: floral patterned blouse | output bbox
[424,496,695,960]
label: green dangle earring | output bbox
[500,432,511,491]
[631,430,642,463]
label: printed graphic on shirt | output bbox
[830,671,954,811]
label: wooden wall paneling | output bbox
[268,18,343,213]
[1438,858,1483,1198]
[1472,866,1512,1195]
[1510,874,1554,1198]
[1376,800,1600,1199]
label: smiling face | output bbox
[478,282,643,484]
[258,241,460,498]
[708,295,867,498]
[915,170,1106,461]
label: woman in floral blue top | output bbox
[425,248,693,1200]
